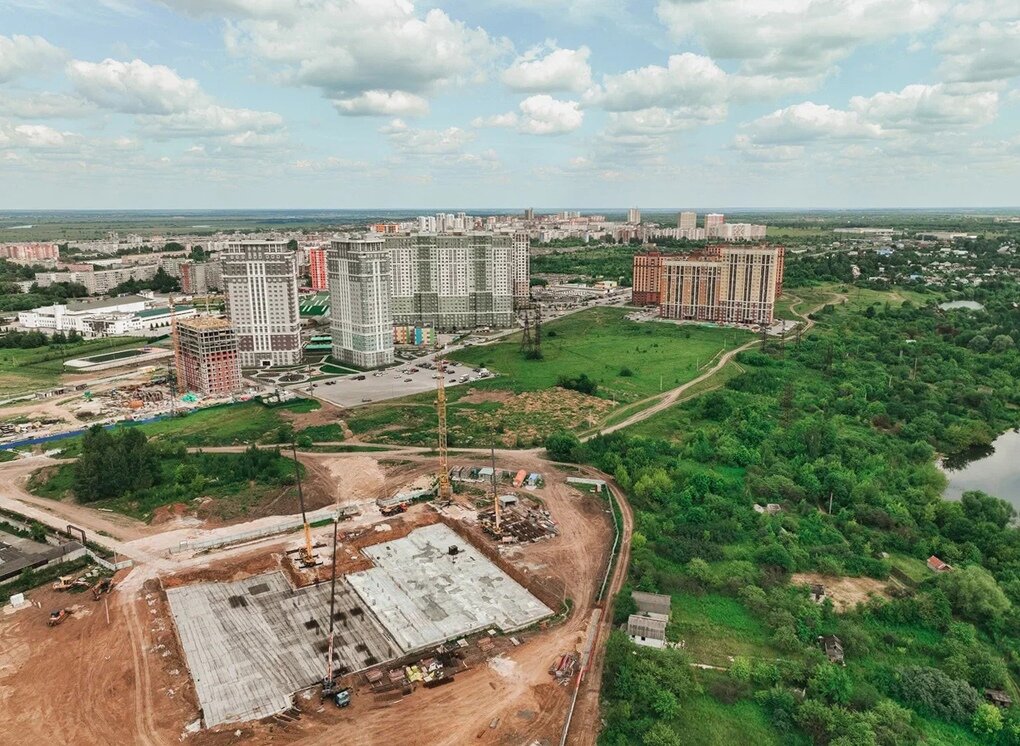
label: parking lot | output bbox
[295,350,492,408]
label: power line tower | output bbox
[520,304,542,359]
[520,307,532,354]
[435,345,452,503]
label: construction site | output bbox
[0,351,624,746]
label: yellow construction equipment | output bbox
[291,441,316,567]
[435,348,452,503]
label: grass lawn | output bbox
[449,307,752,404]
[0,337,144,397]
[887,553,930,585]
[792,283,934,315]
[669,591,779,666]
[129,401,288,446]
[668,691,810,746]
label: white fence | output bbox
[169,507,360,555]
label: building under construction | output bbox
[633,245,785,325]
[175,316,242,396]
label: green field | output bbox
[666,691,809,746]
[0,337,145,397]
[449,307,752,403]
[670,591,780,666]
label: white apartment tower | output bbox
[221,240,302,368]
[678,211,697,231]
[328,238,394,368]
[627,207,641,224]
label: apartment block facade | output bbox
[181,260,222,295]
[633,245,784,325]
[221,240,302,367]
[382,232,527,330]
[307,247,328,291]
[175,316,241,396]
[327,238,394,368]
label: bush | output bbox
[556,373,598,395]
[545,430,584,463]
[895,666,981,724]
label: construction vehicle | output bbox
[332,688,351,708]
[48,608,70,626]
[91,577,114,600]
[52,575,89,592]
[291,441,316,567]
[376,495,409,516]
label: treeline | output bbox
[0,329,82,348]
[557,282,1020,744]
[72,425,294,503]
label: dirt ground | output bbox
[791,572,892,612]
[0,452,616,746]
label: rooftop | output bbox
[178,315,232,331]
[66,294,148,312]
[134,304,193,319]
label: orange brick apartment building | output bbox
[632,245,784,326]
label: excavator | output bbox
[51,575,89,592]
[91,577,114,600]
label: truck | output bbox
[333,689,352,708]
[376,495,409,516]
[48,608,70,626]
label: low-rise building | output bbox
[17,295,196,337]
[627,591,672,649]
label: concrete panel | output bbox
[347,523,552,653]
[166,572,398,727]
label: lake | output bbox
[938,300,985,311]
[941,429,1020,509]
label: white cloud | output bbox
[655,0,948,74]
[741,84,999,150]
[0,121,80,149]
[67,58,200,114]
[0,34,66,82]
[586,53,819,113]
[471,112,520,128]
[475,96,583,135]
[0,92,92,119]
[137,104,282,137]
[332,90,429,117]
[606,105,726,135]
[502,45,592,93]
[937,21,1020,83]
[380,118,475,155]
[164,0,507,115]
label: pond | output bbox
[938,300,985,311]
[941,429,1020,509]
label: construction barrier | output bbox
[169,506,361,555]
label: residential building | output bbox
[307,247,328,291]
[627,591,671,649]
[705,213,725,231]
[636,245,785,326]
[0,242,59,263]
[328,238,394,368]
[175,316,241,396]
[632,251,664,305]
[221,240,302,368]
[383,232,523,329]
[677,211,697,232]
[627,207,641,224]
[180,261,222,295]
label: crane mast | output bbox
[435,348,452,502]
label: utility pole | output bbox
[490,446,500,534]
[325,517,339,684]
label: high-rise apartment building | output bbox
[632,252,664,305]
[627,207,641,224]
[307,247,328,291]
[175,316,241,396]
[181,261,222,295]
[705,213,725,237]
[677,212,697,231]
[221,240,302,368]
[328,238,394,368]
[383,232,527,329]
[633,245,784,325]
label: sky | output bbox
[0,0,1018,209]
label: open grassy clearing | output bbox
[669,591,782,666]
[670,686,811,746]
[450,307,752,403]
[0,337,145,397]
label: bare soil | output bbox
[791,572,892,612]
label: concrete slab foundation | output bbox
[347,523,553,653]
[166,571,398,727]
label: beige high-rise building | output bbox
[221,240,301,368]
[656,245,784,325]
[677,211,697,231]
[627,207,641,224]
[328,238,394,369]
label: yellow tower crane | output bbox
[435,345,452,503]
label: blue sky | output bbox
[0,0,1017,209]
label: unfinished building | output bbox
[165,523,552,728]
[175,316,241,396]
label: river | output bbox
[941,429,1020,509]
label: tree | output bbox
[545,431,582,462]
[939,565,1011,628]
[990,334,1014,352]
[968,334,990,352]
[972,702,1003,738]
[150,267,180,293]
[809,662,853,705]
[896,666,981,724]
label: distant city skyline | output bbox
[0,1,1018,209]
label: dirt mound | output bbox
[150,503,192,525]
[161,551,281,589]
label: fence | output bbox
[169,506,361,555]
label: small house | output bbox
[819,635,845,665]
[927,555,953,573]
[627,612,668,648]
[632,591,672,616]
[985,689,1013,709]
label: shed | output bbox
[632,591,671,616]
[818,635,845,665]
[498,494,518,508]
[927,555,953,573]
[985,689,1013,708]
[627,613,668,649]
[810,584,826,603]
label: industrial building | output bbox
[17,295,197,337]
[328,238,395,368]
[633,245,785,326]
[175,316,241,396]
[221,240,302,368]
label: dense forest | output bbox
[554,278,1020,744]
